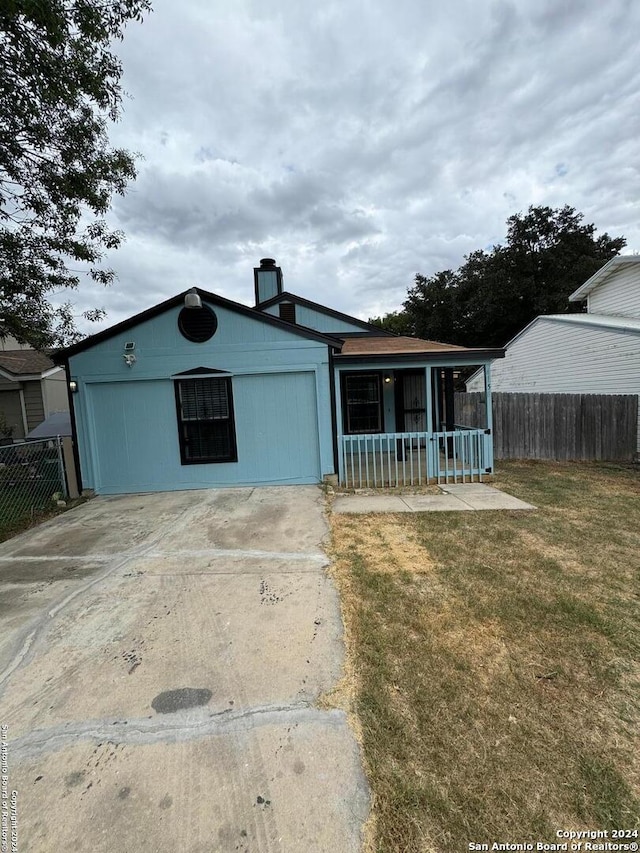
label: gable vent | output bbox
[279,302,296,324]
[178,305,218,342]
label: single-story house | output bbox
[0,348,69,441]
[56,259,504,494]
[465,255,640,454]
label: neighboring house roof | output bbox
[255,291,396,336]
[503,313,640,352]
[569,255,640,302]
[336,335,505,361]
[55,288,344,362]
[536,313,640,334]
[26,411,72,439]
[0,349,60,379]
[465,312,640,387]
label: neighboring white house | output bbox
[466,255,640,453]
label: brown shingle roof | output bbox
[0,349,57,377]
[339,336,467,356]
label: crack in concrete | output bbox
[9,701,347,762]
[0,501,214,691]
[144,548,329,563]
[0,548,329,564]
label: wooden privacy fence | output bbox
[455,392,638,461]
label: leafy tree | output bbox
[376,206,626,347]
[368,310,411,335]
[0,0,151,348]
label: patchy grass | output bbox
[0,495,88,543]
[328,461,640,853]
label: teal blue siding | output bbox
[69,301,334,493]
[263,303,370,334]
[256,270,279,303]
[234,372,320,483]
[88,380,175,492]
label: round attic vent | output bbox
[178,305,218,343]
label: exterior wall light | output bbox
[123,341,136,366]
[184,288,202,309]
[69,380,78,393]
[383,374,393,384]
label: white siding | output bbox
[588,265,640,318]
[466,369,485,393]
[42,371,69,416]
[0,337,30,351]
[485,317,640,451]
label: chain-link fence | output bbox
[0,437,67,537]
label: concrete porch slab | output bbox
[332,485,536,514]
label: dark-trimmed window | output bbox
[342,373,383,434]
[175,378,237,464]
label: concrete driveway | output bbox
[0,487,369,852]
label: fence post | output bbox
[483,364,494,472]
[56,437,68,498]
[61,436,80,499]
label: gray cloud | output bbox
[68,0,640,333]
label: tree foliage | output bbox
[0,0,151,348]
[372,206,626,348]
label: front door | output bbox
[402,371,426,432]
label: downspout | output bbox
[18,387,28,437]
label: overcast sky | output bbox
[72,0,640,332]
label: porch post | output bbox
[483,363,494,473]
[425,366,434,480]
[334,366,345,485]
[443,368,455,431]
[425,367,433,433]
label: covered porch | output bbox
[333,337,504,488]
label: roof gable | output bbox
[569,256,640,301]
[55,288,343,363]
[483,311,640,361]
[257,291,396,336]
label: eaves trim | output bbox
[334,348,505,364]
[569,256,640,302]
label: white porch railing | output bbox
[340,429,491,488]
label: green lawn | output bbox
[329,461,640,853]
